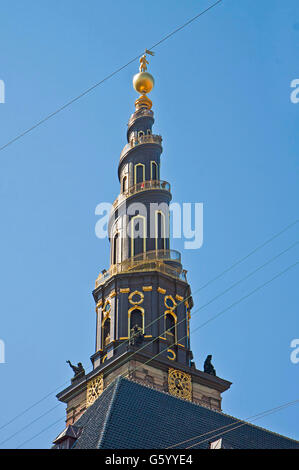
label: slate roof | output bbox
[71,377,299,449]
[53,424,82,444]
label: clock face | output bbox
[168,368,192,401]
[86,374,104,407]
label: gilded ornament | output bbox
[164,295,177,309]
[157,287,166,294]
[86,374,104,407]
[142,286,153,292]
[133,72,154,94]
[168,368,192,401]
[175,295,184,302]
[129,290,144,305]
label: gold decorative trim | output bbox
[165,309,177,343]
[165,309,177,322]
[157,287,166,294]
[102,311,110,325]
[101,355,107,363]
[168,368,192,401]
[97,300,103,307]
[102,299,111,318]
[119,336,129,340]
[150,160,158,180]
[134,162,145,185]
[135,94,152,111]
[144,335,152,338]
[177,343,184,348]
[120,288,130,293]
[167,349,176,360]
[142,286,152,292]
[95,249,186,289]
[112,179,170,211]
[187,310,191,338]
[129,290,144,305]
[86,374,104,407]
[175,295,184,302]
[164,295,177,309]
[159,336,166,340]
[110,290,116,298]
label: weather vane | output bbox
[139,49,155,72]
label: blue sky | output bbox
[0,0,298,449]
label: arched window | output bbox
[138,130,145,138]
[122,175,127,193]
[102,317,111,348]
[131,215,146,257]
[155,211,166,250]
[165,312,176,347]
[134,163,145,184]
[147,129,151,135]
[130,308,143,331]
[151,161,158,181]
[113,233,119,265]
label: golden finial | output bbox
[133,50,155,110]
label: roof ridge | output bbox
[96,376,122,449]
[117,376,299,444]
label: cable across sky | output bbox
[0,0,222,153]
[0,218,296,440]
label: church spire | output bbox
[55,59,231,429]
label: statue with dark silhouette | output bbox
[204,355,216,376]
[129,324,144,347]
[66,360,85,379]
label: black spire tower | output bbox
[56,54,231,426]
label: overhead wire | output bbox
[7,256,298,448]
[166,399,299,449]
[14,261,299,449]
[0,228,298,445]
[0,1,222,153]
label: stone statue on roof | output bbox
[204,355,216,376]
[66,360,85,377]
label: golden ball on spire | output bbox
[133,72,154,94]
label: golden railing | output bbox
[128,108,153,127]
[95,250,186,288]
[112,179,171,209]
[119,134,162,163]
